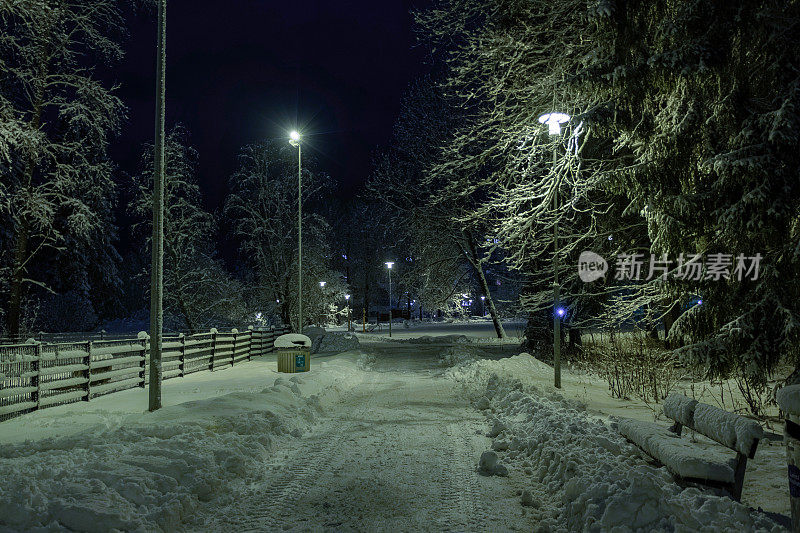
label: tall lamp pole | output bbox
[385,262,394,338]
[345,294,351,331]
[290,130,302,333]
[538,112,570,390]
[149,0,167,412]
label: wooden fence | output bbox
[0,326,291,423]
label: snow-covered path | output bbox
[189,365,526,531]
[0,326,787,532]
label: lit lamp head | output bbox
[385,261,394,269]
[289,130,301,147]
[345,294,350,301]
[480,296,486,301]
[319,281,326,288]
[538,112,570,136]
[556,307,566,318]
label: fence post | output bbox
[139,336,147,387]
[32,342,42,412]
[247,326,253,361]
[179,333,185,377]
[84,340,92,401]
[210,329,217,371]
[231,330,237,367]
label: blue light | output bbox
[556,307,566,317]
[697,299,703,305]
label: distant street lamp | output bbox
[480,295,486,317]
[539,111,571,390]
[319,281,326,288]
[385,262,394,337]
[345,294,351,331]
[290,130,302,333]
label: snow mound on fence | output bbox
[312,332,360,354]
[0,358,365,532]
[447,355,783,532]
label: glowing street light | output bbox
[538,112,570,136]
[319,281,326,288]
[290,130,302,334]
[539,111,571,389]
[385,262,394,337]
[345,294,351,331]
[480,295,486,317]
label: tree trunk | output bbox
[662,301,682,349]
[568,327,582,349]
[178,296,197,334]
[6,223,29,338]
[462,231,506,339]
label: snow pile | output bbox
[0,357,367,532]
[312,332,360,354]
[439,344,491,368]
[778,385,800,415]
[401,334,472,345]
[448,355,783,532]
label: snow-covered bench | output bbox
[617,393,763,500]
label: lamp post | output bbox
[385,262,394,337]
[345,294,351,331]
[149,0,167,412]
[480,295,486,317]
[319,281,326,326]
[290,130,302,334]
[538,112,570,390]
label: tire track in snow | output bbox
[190,373,382,532]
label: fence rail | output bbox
[0,326,291,422]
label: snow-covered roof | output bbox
[274,334,311,349]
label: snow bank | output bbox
[312,332,360,354]
[778,385,800,415]
[447,354,782,532]
[0,356,367,532]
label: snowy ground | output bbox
[0,321,789,531]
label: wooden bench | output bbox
[617,393,763,501]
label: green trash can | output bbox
[275,334,311,373]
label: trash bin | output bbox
[274,334,311,373]
[778,385,800,532]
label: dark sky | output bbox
[110,0,433,218]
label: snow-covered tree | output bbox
[369,77,511,336]
[225,140,332,330]
[416,0,800,384]
[0,0,126,335]
[133,125,244,333]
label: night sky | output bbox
[109,0,432,221]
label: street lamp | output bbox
[480,295,486,317]
[345,294,351,331]
[149,0,168,412]
[290,130,302,334]
[385,262,394,337]
[319,281,326,288]
[539,111,570,390]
